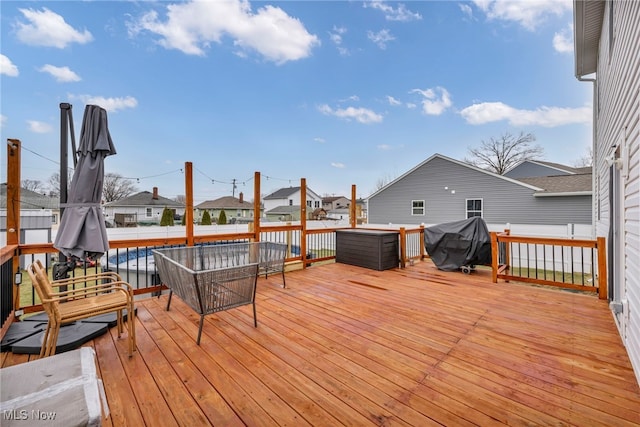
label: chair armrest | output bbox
[51,281,134,299]
[52,271,122,288]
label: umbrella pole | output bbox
[55,103,75,282]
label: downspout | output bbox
[576,73,605,298]
[576,74,596,239]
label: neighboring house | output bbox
[263,186,323,221]
[103,187,184,226]
[311,208,327,220]
[322,196,350,211]
[505,160,591,179]
[356,198,367,224]
[0,183,60,228]
[574,0,639,383]
[326,208,350,221]
[264,205,302,222]
[322,196,351,222]
[320,197,367,223]
[0,183,58,268]
[367,153,592,226]
[194,192,256,224]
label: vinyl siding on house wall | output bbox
[592,0,640,383]
[368,157,591,225]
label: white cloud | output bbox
[130,0,320,64]
[313,137,325,143]
[339,95,360,103]
[459,101,592,127]
[0,55,19,76]
[27,120,53,133]
[553,23,573,53]
[39,64,81,82]
[15,8,93,48]
[386,96,402,106]
[318,104,383,124]
[367,29,395,50]
[71,95,138,112]
[410,87,452,116]
[0,115,7,127]
[459,4,475,20]
[377,144,392,150]
[472,0,571,31]
[364,1,422,22]
[329,26,349,56]
[331,162,346,169]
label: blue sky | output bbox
[1,0,591,203]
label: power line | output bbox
[20,144,60,165]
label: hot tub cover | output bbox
[424,217,492,271]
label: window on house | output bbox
[314,201,320,208]
[288,199,293,206]
[146,208,153,218]
[411,200,425,215]
[466,199,483,218]
[51,214,58,224]
[307,200,312,208]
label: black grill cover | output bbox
[424,217,492,271]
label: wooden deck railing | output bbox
[2,224,426,322]
[491,231,607,299]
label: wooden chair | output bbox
[26,260,136,358]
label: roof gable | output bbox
[368,153,542,199]
[504,160,586,178]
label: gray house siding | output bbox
[575,0,640,384]
[368,156,591,225]
[504,162,572,179]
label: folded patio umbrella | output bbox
[54,105,116,261]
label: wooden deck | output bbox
[3,261,640,426]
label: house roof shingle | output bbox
[104,191,183,207]
[265,205,300,214]
[195,196,253,210]
[264,187,300,200]
[515,174,592,194]
[0,183,59,209]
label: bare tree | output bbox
[22,179,44,193]
[373,173,396,192]
[47,171,73,198]
[465,131,544,175]
[102,173,137,202]
[573,147,593,167]
[174,195,186,204]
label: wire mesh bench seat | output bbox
[153,244,266,344]
[258,241,288,288]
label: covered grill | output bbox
[424,217,492,273]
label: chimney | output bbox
[239,192,244,203]
[152,187,158,200]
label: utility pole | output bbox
[232,178,237,197]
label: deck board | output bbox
[3,261,640,426]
